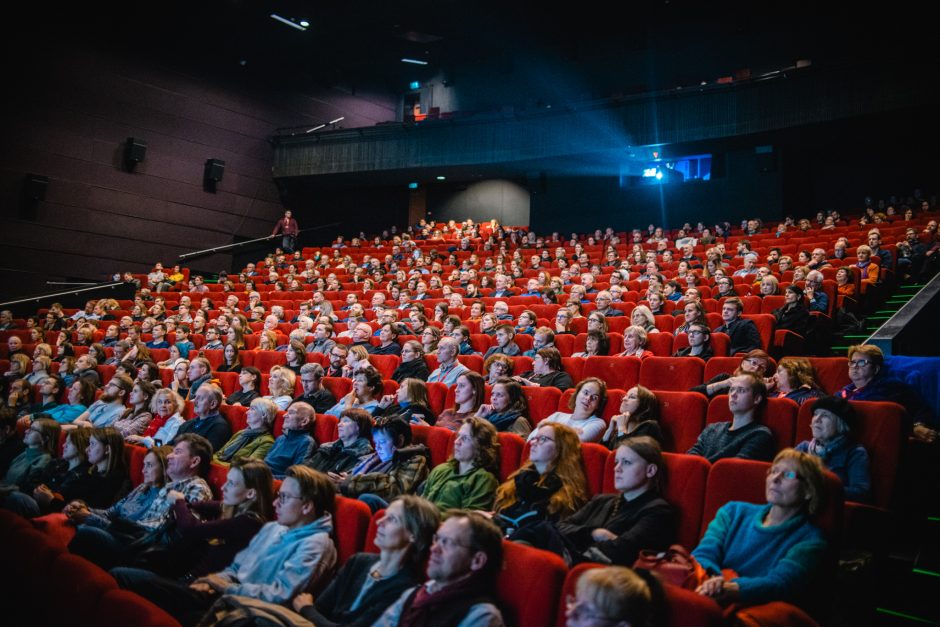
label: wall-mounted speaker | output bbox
[204,159,225,192]
[123,137,147,171]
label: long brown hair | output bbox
[494,422,587,518]
[224,459,275,522]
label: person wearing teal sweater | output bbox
[422,418,499,512]
[692,448,828,608]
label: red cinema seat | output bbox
[321,377,352,402]
[646,332,674,356]
[497,432,526,481]
[639,357,705,392]
[707,395,798,453]
[742,314,775,352]
[497,541,568,627]
[410,425,455,468]
[560,357,585,384]
[333,495,372,566]
[44,552,118,624]
[220,403,249,433]
[510,355,534,375]
[207,463,228,498]
[313,413,339,445]
[368,354,400,380]
[426,382,449,415]
[522,386,562,425]
[807,357,850,395]
[796,400,904,508]
[581,442,611,497]
[582,356,640,391]
[656,390,708,453]
[213,371,239,396]
[94,589,181,627]
[554,334,576,357]
[457,354,485,374]
[253,350,287,373]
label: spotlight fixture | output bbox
[436,176,446,181]
[270,14,307,31]
[401,58,428,65]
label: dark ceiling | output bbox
[6,1,881,95]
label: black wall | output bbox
[427,179,531,226]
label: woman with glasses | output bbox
[483,354,514,385]
[795,396,871,503]
[601,386,663,450]
[554,309,575,335]
[494,422,587,538]
[391,340,430,383]
[839,344,936,443]
[420,327,441,356]
[674,323,714,361]
[422,417,500,511]
[692,448,828,608]
[532,377,607,443]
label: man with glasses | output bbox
[115,465,336,626]
[687,373,774,463]
[674,323,714,361]
[374,510,504,627]
[292,364,336,414]
[804,270,829,313]
[715,277,736,300]
[840,344,937,443]
[325,344,348,378]
[203,326,224,350]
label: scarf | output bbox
[399,573,492,627]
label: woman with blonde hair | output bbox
[265,365,296,410]
[494,422,587,537]
[630,305,659,334]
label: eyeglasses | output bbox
[531,435,556,444]
[848,359,872,368]
[276,492,304,504]
[766,467,802,481]
[432,533,471,550]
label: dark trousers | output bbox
[112,566,216,627]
